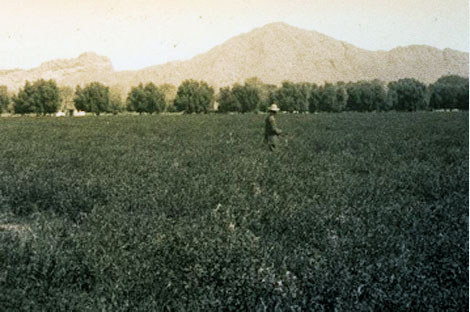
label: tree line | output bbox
[0,75,468,115]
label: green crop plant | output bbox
[0,112,468,310]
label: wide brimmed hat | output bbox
[268,104,280,112]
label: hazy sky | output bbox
[0,0,468,70]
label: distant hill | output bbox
[0,52,115,91]
[1,22,468,93]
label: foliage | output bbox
[217,86,241,113]
[158,83,177,112]
[319,82,348,112]
[12,79,60,115]
[346,80,388,112]
[244,77,276,112]
[12,81,35,114]
[126,83,166,114]
[217,78,271,113]
[125,84,146,113]
[7,75,469,116]
[58,86,75,113]
[0,112,467,310]
[270,81,312,113]
[308,83,321,113]
[387,78,428,111]
[429,75,469,111]
[74,82,111,115]
[232,82,261,113]
[174,79,214,113]
[109,85,125,115]
[0,85,9,113]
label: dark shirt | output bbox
[265,114,282,141]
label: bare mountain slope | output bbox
[131,22,468,87]
[1,22,468,92]
[0,52,114,91]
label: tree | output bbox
[387,78,427,111]
[429,75,469,111]
[373,80,393,111]
[174,79,214,113]
[144,83,166,114]
[59,86,75,113]
[244,77,275,112]
[74,82,110,115]
[346,80,387,112]
[318,82,348,112]
[217,86,241,112]
[296,83,313,113]
[270,81,312,113]
[34,79,60,115]
[232,83,260,113]
[13,79,60,115]
[0,85,9,113]
[308,84,321,113]
[259,84,278,112]
[126,83,166,114]
[158,83,177,112]
[13,81,35,114]
[217,78,269,113]
[109,85,125,114]
[126,84,147,113]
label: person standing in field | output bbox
[265,104,282,151]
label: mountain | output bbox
[0,52,114,91]
[1,22,468,93]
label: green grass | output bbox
[0,112,468,311]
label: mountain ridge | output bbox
[0,22,468,92]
